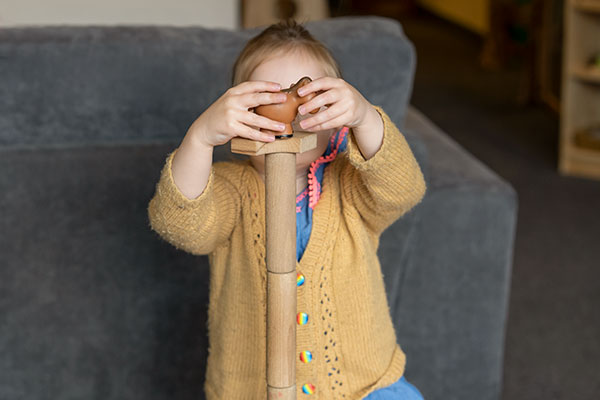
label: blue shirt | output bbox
[296,126,348,262]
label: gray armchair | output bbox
[0,16,517,400]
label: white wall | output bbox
[0,0,239,29]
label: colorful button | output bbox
[297,272,305,287]
[302,383,316,394]
[297,312,309,325]
[300,350,313,363]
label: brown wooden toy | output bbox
[254,76,320,138]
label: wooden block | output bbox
[267,385,296,400]
[230,131,317,156]
[267,271,296,388]
[265,153,296,274]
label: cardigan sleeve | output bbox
[147,148,241,255]
[341,105,427,235]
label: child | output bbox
[148,19,427,400]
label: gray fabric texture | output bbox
[0,16,414,149]
[399,106,517,400]
[0,17,516,400]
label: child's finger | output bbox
[301,110,349,132]
[298,89,339,116]
[230,80,281,96]
[297,76,339,97]
[243,91,287,109]
[299,103,345,130]
[240,110,286,132]
[234,122,276,142]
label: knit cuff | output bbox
[157,148,215,210]
[345,105,401,172]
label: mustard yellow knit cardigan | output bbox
[148,106,427,399]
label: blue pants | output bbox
[363,376,424,400]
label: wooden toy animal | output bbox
[254,76,321,138]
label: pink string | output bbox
[306,127,349,209]
[296,188,309,213]
[294,127,349,213]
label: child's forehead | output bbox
[250,48,327,86]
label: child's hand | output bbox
[295,77,374,132]
[189,81,288,147]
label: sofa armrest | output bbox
[378,105,518,400]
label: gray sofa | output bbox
[0,17,517,400]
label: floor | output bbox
[391,10,600,400]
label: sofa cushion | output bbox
[0,144,212,398]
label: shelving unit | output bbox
[559,0,600,179]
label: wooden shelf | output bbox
[573,0,600,13]
[574,125,600,150]
[571,66,600,84]
[560,145,600,179]
[560,0,600,180]
[569,145,600,162]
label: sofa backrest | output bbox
[0,16,416,150]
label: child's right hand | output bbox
[188,81,288,147]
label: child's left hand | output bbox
[296,77,374,132]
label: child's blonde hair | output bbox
[231,19,343,86]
